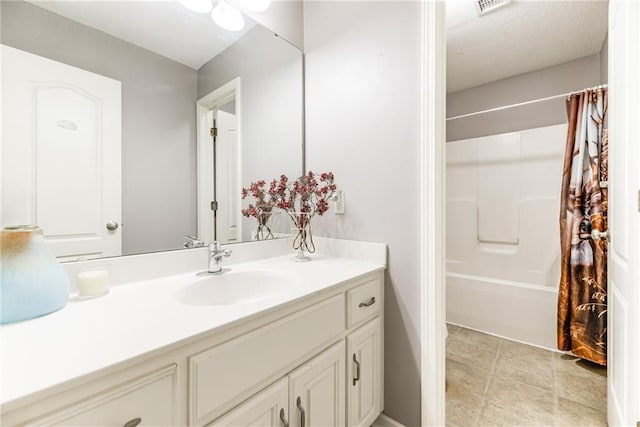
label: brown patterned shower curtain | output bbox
[557,87,608,366]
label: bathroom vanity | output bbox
[0,238,386,427]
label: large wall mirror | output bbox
[1,0,303,261]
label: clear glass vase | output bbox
[255,223,273,241]
[289,213,315,262]
[254,214,275,241]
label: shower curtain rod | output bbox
[446,84,608,121]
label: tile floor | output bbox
[446,324,607,427]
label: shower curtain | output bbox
[557,87,608,366]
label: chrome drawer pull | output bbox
[280,408,289,427]
[123,418,142,427]
[296,396,306,427]
[358,297,376,308]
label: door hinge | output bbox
[210,201,218,211]
[210,127,217,139]
[637,190,640,213]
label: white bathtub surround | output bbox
[1,237,386,426]
[446,124,566,349]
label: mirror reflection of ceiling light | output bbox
[235,0,271,12]
[180,0,213,14]
[211,0,245,31]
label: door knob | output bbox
[106,221,119,231]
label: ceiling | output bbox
[446,0,609,93]
[28,1,256,70]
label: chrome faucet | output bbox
[184,235,205,248]
[208,241,232,273]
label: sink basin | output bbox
[174,269,299,306]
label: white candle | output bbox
[77,269,110,298]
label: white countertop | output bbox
[0,251,384,409]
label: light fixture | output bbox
[180,0,213,14]
[235,0,271,12]
[211,0,245,31]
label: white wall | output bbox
[446,124,566,349]
[303,2,422,425]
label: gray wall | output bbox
[447,54,604,141]
[1,1,198,255]
[303,2,422,425]
[198,24,303,241]
[600,33,609,82]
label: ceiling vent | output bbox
[476,0,512,16]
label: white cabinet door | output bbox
[289,341,345,427]
[210,378,289,427]
[189,294,345,425]
[346,318,382,427]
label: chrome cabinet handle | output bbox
[123,418,142,427]
[279,408,289,427]
[353,353,361,386]
[296,396,306,427]
[106,221,119,231]
[358,297,376,308]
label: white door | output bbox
[289,341,345,427]
[214,109,240,243]
[1,45,122,259]
[608,1,640,426]
[211,378,289,427]
[346,318,382,427]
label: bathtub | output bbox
[446,272,558,350]
[446,124,567,351]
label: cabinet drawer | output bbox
[31,365,177,426]
[190,294,345,426]
[347,277,382,328]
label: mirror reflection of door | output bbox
[1,45,122,260]
[213,102,240,244]
[196,78,243,245]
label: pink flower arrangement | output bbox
[240,180,277,240]
[276,171,337,256]
[275,171,336,216]
[240,171,337,256]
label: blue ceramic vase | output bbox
[1,225,70,324]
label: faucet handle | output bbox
[223,249,232,257]
[208,241,222,252]
[184,235,204,248]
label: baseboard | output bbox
[371,413,406,427]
